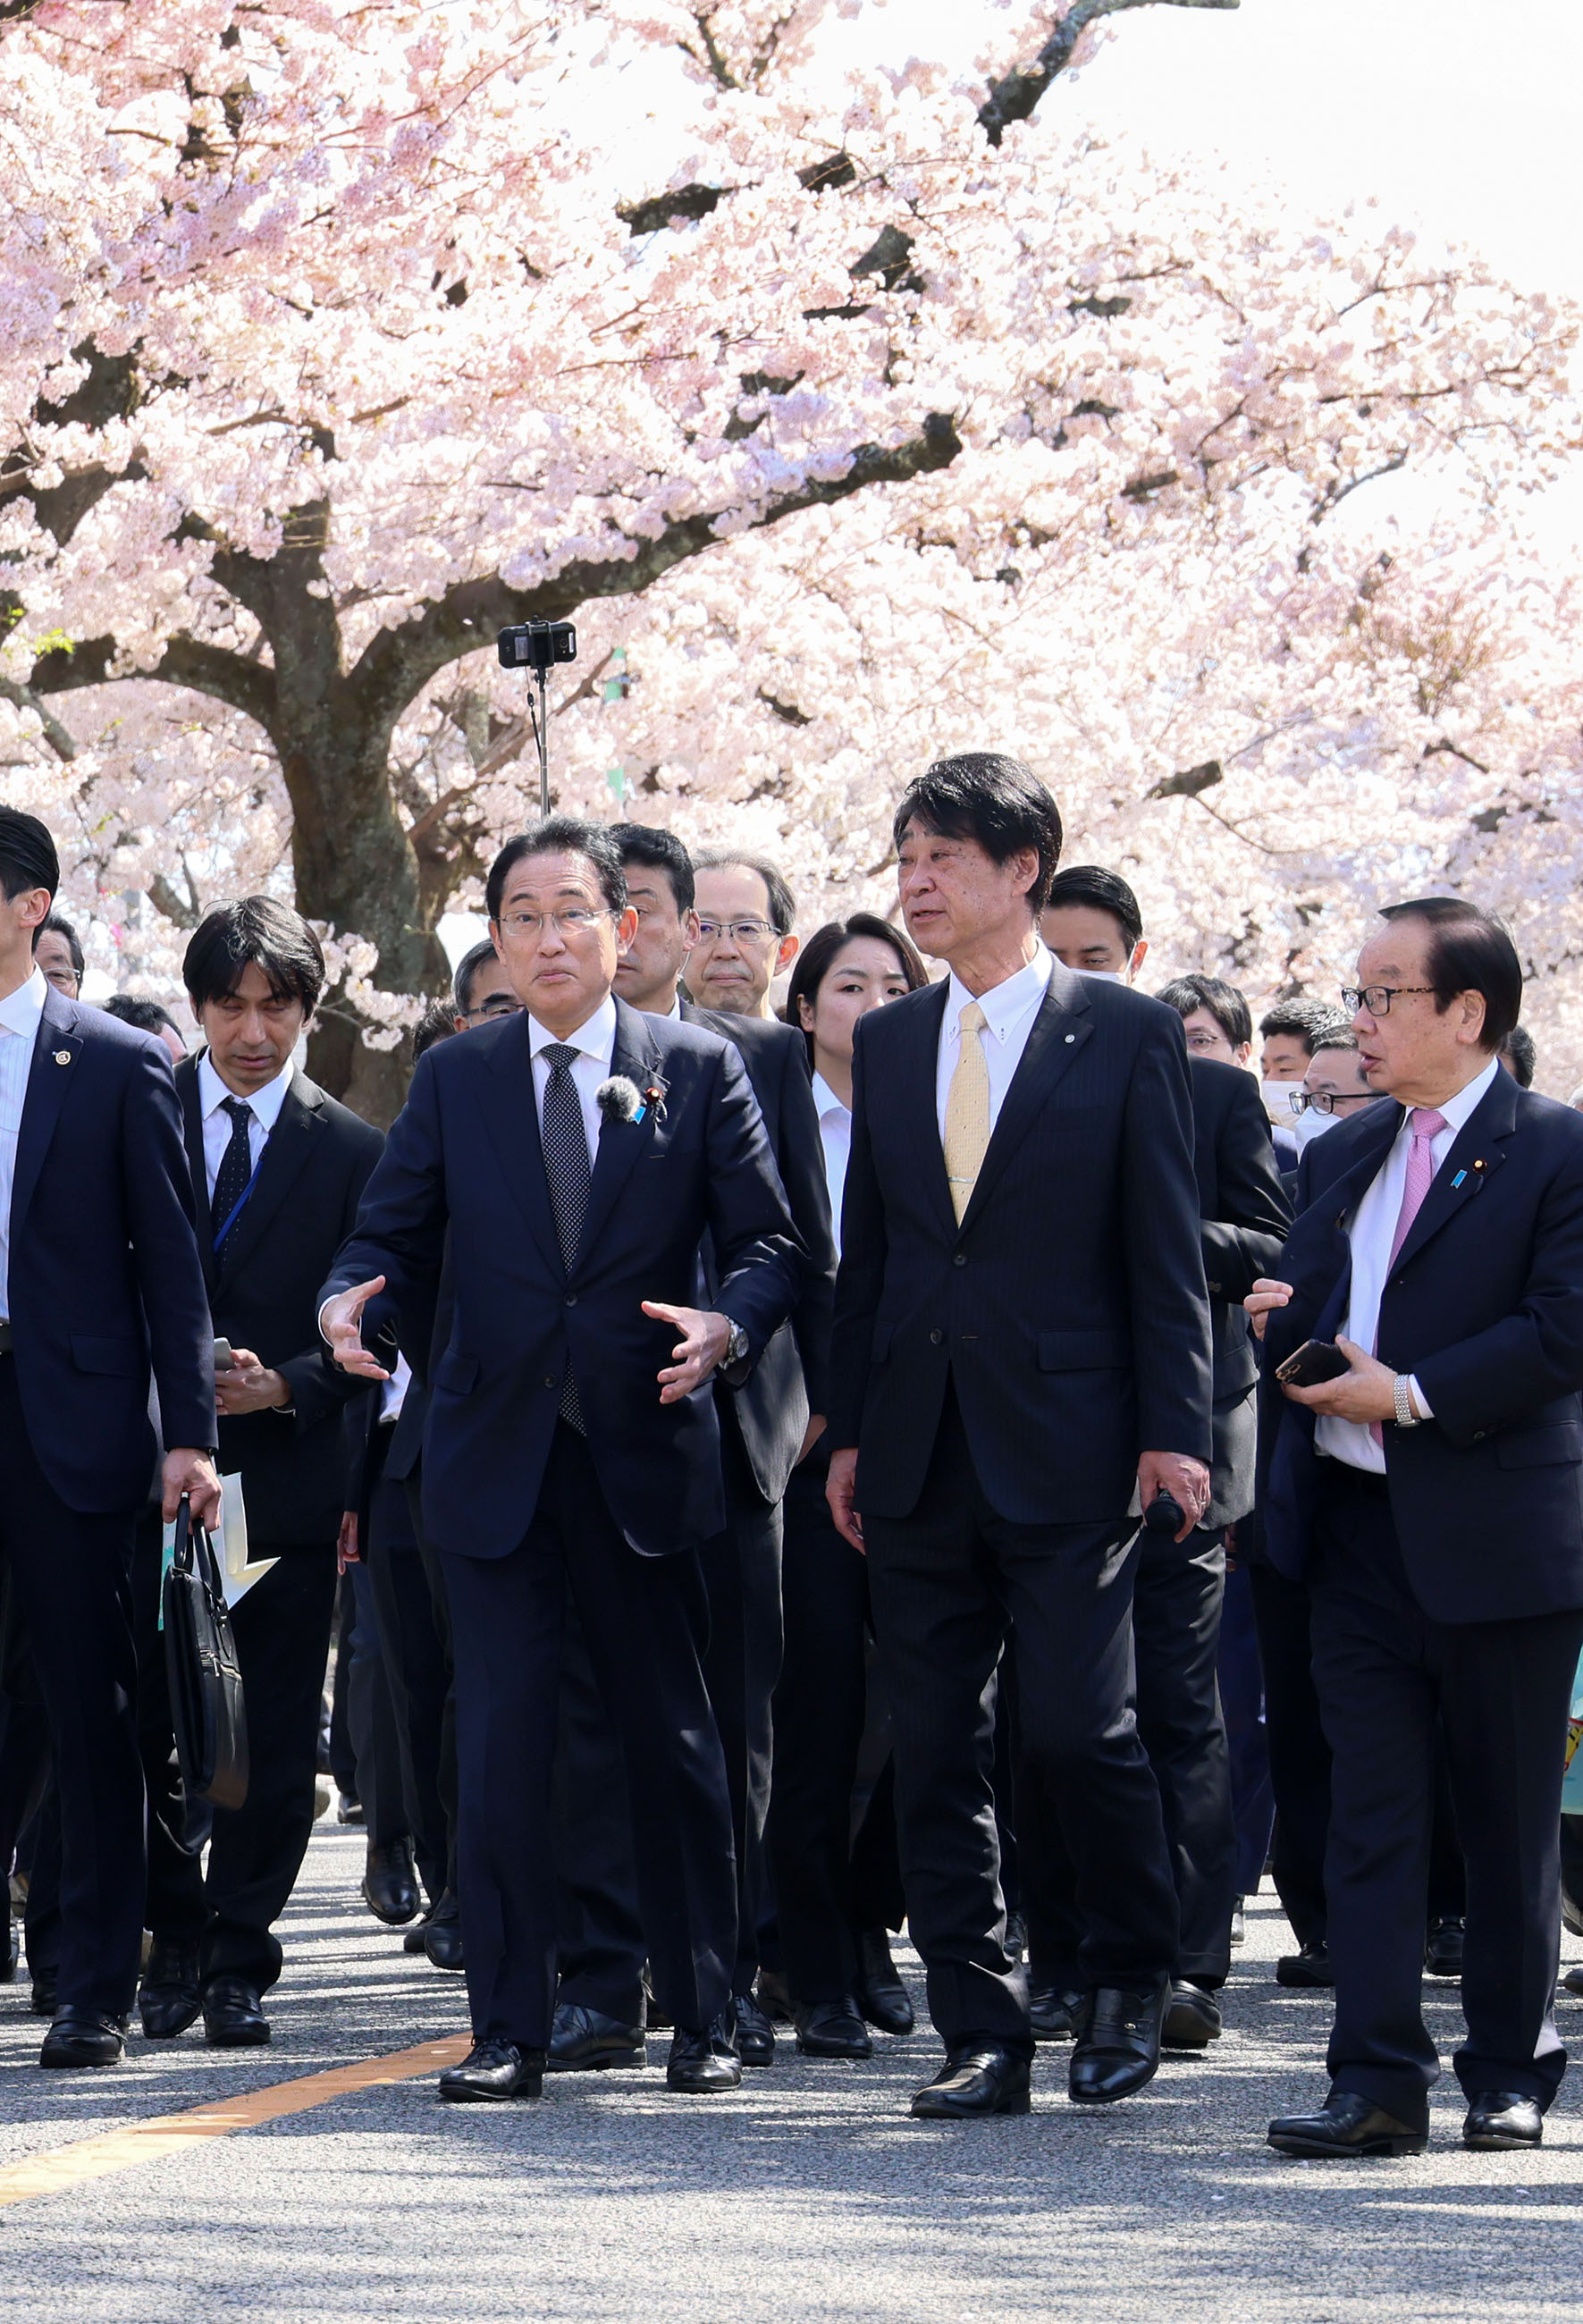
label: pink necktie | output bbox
[1370,1107,1447,1447]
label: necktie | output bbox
[540,1044,592,1431]
[211,1096,255,1264]
[1371,1107,1447,1446]
[942,1000,991,1225]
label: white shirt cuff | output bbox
[1406,1373,1433,1420]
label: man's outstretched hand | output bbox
[321,1277,392,1381]
[642,1301,730,1403]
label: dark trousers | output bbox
[346,1560,407,1849]
[0,1354,144,2017]
[863,1387,1178,2054]
[445,1420,737,2049]
[1309,1462,1581,2120]
[366,1456,452,1902]
[699,1424,784,1994]
[768,1450,889,2003]
[1018,1523,1237,1991]
[1217,1554,1276,1899]
[200,1545,339,1991]
[553,1608,646,2024]
[402,1470,459,1901]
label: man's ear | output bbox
[776,932,800,977]
[1128,937,1149,982]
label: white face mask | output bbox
[1293,1107,1340,1152]
[1080,969,1126,983]
[1261,1079,1302,1127]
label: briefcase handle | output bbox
[171,1491,196,1577]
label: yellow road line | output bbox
[0,2034,472,2210]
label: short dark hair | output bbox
[0,807,59,903]
[451,937,502,1017]
[413,998,459,1060]
[892,753,1063,914]
[1042,863,1142,952]
[485,817,628,921]
[1378,897,1523,1053]
[1259,997,1352,1055]
[35,908,85,978]
[611,822,695,916]
[182,897,325,1015]
[1309,1027,1360,1056]
[1158,973,1253,1052]
[693,850,796,938]
[103,993,182,1042]
[783,914,929,1064]
[1501,1023,1537,1089]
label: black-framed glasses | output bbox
[462,997,522,1023]
[1291,1088,1386,1116]
[1341,985,1436,1016]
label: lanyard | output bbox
[213,1141,268,1254]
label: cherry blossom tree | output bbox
[4,0,1580,1107]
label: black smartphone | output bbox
[1275,1338,1351,1388]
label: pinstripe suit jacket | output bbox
[828,961,1213,1525]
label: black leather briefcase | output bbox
[163,1493,249,1812]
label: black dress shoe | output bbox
[1562,1965,1583,1998]
[437,2038,544,2101]
[202,1977,271,2047]
[755,1966,795,2025]
[361,1839,419,1926]
[139,1938,201,2039]
[642,1966,672,2031]
[40,2008,127,2068]
[731,1991,776,2067]
[1268,2089,1427,2158]
[336,1790,364,1825]
[1229,1896,1246,1946]
[793,1999,872,2059]
[910,2044,1031,2119]
[548,2000,646,2072]
[1463,2091,1544,2150]
[667,2014,742,2092]
[403,1905,435,1954]
[1276,1941,1334,1988]
[1029,1984,1083,2042]
[1424,1915,1465,1980]
[1162,1981,1222,2050]
[424,1898,465,1973]
[855,1928,914,2035]
[29,1967,58,2018]
[1069,1984,1166,2105]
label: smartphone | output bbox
[1275,1338,1351,1388]
[213,1337,235,1373]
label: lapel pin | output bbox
[1472,1158,1488,1175]
[53,1049,71,1065]
[1451,1169,1467,1189]
[1064,1033,1075,1044]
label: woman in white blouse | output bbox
[766,914,927,2058]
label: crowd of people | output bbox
[1,751,1581,2164]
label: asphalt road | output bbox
[0,1827,1578,2320]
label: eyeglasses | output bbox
[1290,1088,1385,1116]
[694,917,778,947]
[498,906,611,942]
[1341,985,1436,1017]
[462,997,522,1023]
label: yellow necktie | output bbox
[943,1000,990,1224]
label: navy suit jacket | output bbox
[829,962,1213,1525]
[321,998,804,1561]
[681,1004,837,1503]
[1260,1065,1583,1621]
[1189,1057,1292,1527]
[7,986,213,1512]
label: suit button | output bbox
[543,1377,557,1391]
[953,1251,966,1267]
[930,1329,943,1345]
[564,1293,577,1307]
[1473,1430,1486,1441]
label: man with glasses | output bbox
[450,937,521,1031]
[684,855,800,1019]
[320,818,804,2104]
[1290,1032,1387,1154]
[1252,899,1583,2159]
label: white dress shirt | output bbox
[811,1070,852,1259]
[198,1053,294,1201]
[0,967,47,1323]
[527,993,619,1165]
[379,1351,412,1425]
[1318,1055,1501,1473]
[933,944,1054,1141]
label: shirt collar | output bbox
[946,942,1053,1044]
[527,990,619,1067]
[0,964,47,1040]
[811,1070,849,1122]
[198,1051,295,1130]
[1427,1054,1501,1136]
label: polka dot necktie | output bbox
[211,1096,255,1269]
[540,1045,592,1432]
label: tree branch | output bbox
[980,0,1240,146]
[0,672,79,760]
[27,630,280,735]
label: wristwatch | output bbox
[1392,1373,1421,1428]
[722,1320,750,1371]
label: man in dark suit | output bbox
[1026,867,1290,2049]
[0,808,218,2067]
[140,898,383,2048]
[827,755,1214,2119]
[543,824,834,2071]
[1254,898,1583,2158]
[320,817,804,2102]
